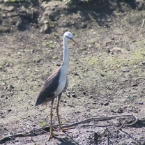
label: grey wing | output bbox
[63,76,68,92]
[35,69,60,106]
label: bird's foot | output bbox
[48,132,59,140]
[48,127,74,140]
[60,126,74,132]
[54,126,74,132]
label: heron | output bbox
[35,31,78,140]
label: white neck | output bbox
[61,37,69,72]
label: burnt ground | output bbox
[1,0,145,144]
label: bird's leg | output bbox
[56,94,62,130]
[48,98,58,140]
[56,94,74,132]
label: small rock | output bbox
[44,24,49,32]
[4,128,8,131]
[56,64,61,66]
[7,6,15,12]
[110,47,122,53]
[121,68,130,72]
[2,14,6,18]
[142,62,145,65]
[1,95,4,98]
[72,94,76,98]
[111,109,115,113]
[72,90,75,93]
[103,102,109,106]
[74,72,78,76]
[76,111,80,113]
[0,5,14,12]
[63,100,67,103]
[131,83,138,87]
[87,109,90,112]
[66,93,70,97]
[100,73,105,77]
[43,20,49,24]
[111,37,115,40]
[89,95,93,98]
[138,102,143,105]
[116,108,123,113]
[8,85,14,91]
[40,24,50,33]
[8,109,12,112]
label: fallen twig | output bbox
[141,19,145,27]
[106,128,110,145]
[123,114,138,126]
[62,114,137,128]
[118,114,138,129]
[119,129,141,145]
[0,128,48,144]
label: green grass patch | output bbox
[80,48,145,74]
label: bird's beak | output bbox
[70,38,79,46]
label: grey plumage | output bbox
[36,68,63,106]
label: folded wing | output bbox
[35,68,61,106]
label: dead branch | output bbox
[62,114,137,128]
[0,128,47,144]
[119,129,141,145]
[123,114,138,127]
[141,19,145,27]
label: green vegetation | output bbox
[84,48,145,71]
[41,121,46,127]
[3,0,93,4]
[3,0,31,2]
[61,0,92,4]
[42,41,56,49]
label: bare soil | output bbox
[1,0,145,144]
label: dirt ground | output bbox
[1,0,145,144]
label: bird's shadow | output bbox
[54,135,77,145]
[43,127,77,145]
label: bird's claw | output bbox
[54,126,74,132]
[48,132,59,140]
[61,126,74,132]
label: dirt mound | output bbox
[39,1,87,33]
[0,0,145,33]
[0,0,39,32]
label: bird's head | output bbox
[64,31,73,40]
[63,31,79,45]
